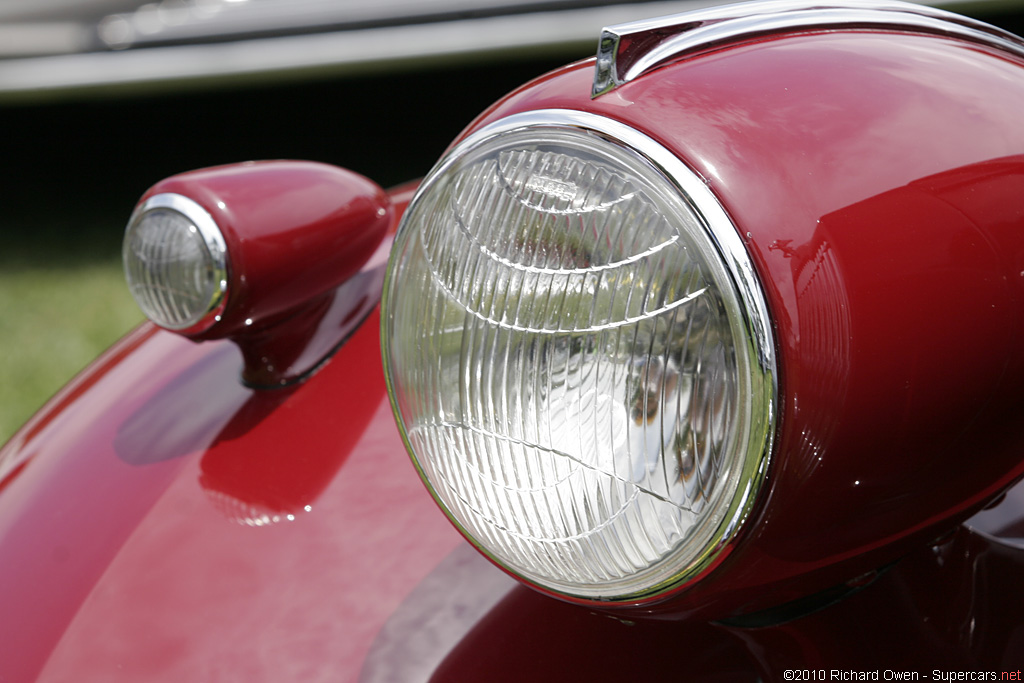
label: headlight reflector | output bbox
[123,193,228,332]
[383,111,774,601]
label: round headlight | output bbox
[383,110,775,602]
[123,193,228,333]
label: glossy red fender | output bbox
[451,30,1024,618]
[0,188,465,682]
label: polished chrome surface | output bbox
[593,0,1024,96]
[126,192,229,332]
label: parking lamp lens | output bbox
[383,112,774,601]
[123,193,228,332]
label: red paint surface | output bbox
[431,584,759,681]
[0,310,462,682]
[457,32,1024,617]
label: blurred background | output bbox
[1,0,1021,443]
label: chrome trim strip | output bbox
[398,108,777,603]
[125,192,230,333]
[593,0,1024,96]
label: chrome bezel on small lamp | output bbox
[123,192,229,334]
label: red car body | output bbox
[4,1,1024,679]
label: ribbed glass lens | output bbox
[384,118,772,600]
[123,195,227,331]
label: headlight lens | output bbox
[123,193,228,332]
[383,110,774,601]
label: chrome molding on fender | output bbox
[592,0,1024,96]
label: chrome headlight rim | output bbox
[383,108,776,604]
[123,192,230,334]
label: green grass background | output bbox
[0,221,142,445]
